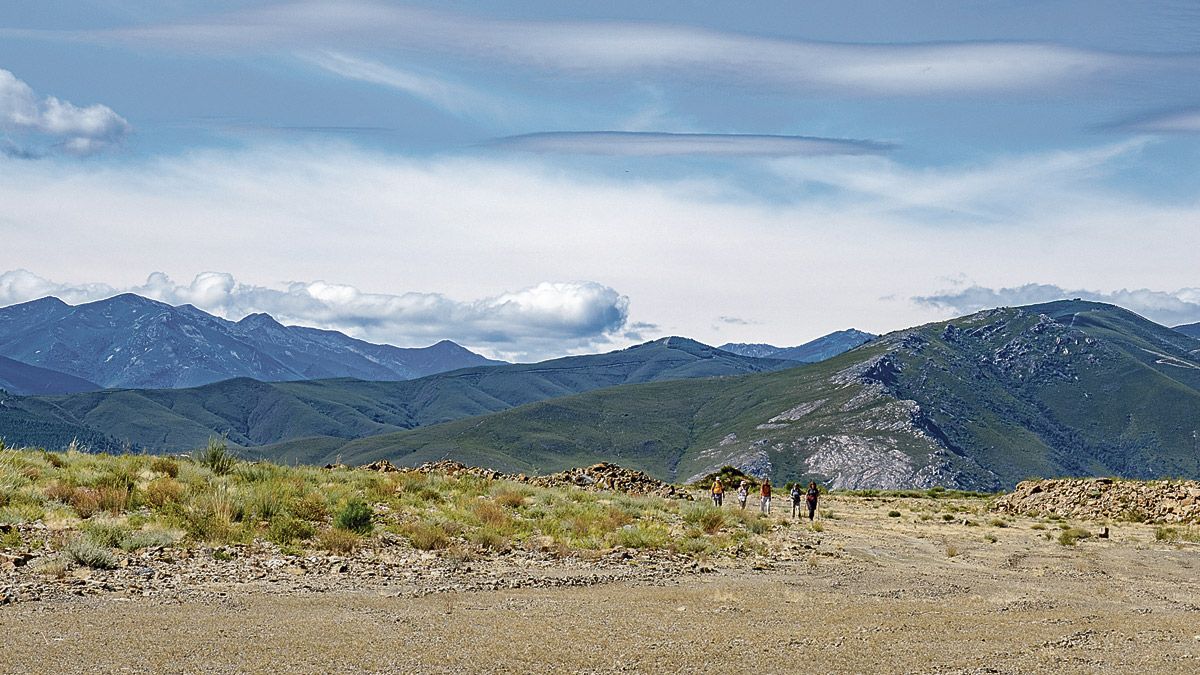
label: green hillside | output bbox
[0,337,792,453]
[323,301,1200,490]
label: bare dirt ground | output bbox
[3,495,1198,674]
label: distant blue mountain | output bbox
[719,329,875,363]
[1176,322,1200,340]
[0,294,503,389]
[0,354,100,396]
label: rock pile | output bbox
[410,460,687,499]
[993,478,1200,523]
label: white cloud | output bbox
[2,140,1199,353]
[36,1,1161,97]
[1116,108,1200,133]
[299,51,508,122]
[914,283,1200,327]
[486,131,892,157]
[0,269,630,361]
[0,68,130,156]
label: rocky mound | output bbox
[994,478,1200,523]
[405,460,687,499]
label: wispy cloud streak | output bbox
[486,131,893,157]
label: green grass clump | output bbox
[1154,526,1200,543]
[195,439,236,475]
[404,520,452,550]
[613,522,669,549]
[683,504,727,534]
[333,499,373,534]
[1058,527,1092,546]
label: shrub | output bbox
[472,499,512,530]
[887,510,902,518]
[96,485,131,514]
[492,489,527,508]
[469,529,510,552]
[0,527,20,549]
[64,535,118,569]
[989,519,1009,528]
[613,523,668,549]
[150,456,180,478]
[333,499,373,534]
[684,505,727,534]
[673,536,713,556]
[810,522,824,533]
[81,519,130,548]
[404,521,450,551]
[120,528,179,551]
[945,545,959,558]
[983,533,998,543]
[746,517,772,535]
[1031,523,1047,530]
[1058,528,1091,546]
[31,555,69,579]
[196,439,236,475]
[268,516,316,545]
[290,492,329,522]
[941,514,956,521]
[145,477,184,508]
[43,481,75,504]
[1154,526,1200,543]
[69,487,102,519]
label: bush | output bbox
[96,485,130,514]
[64,535,118,569]
[492,489,527,508]
[333,499,373,534]
[613,523,668,549]
[70,487,102,519]
[471,499,512,530]
[989,518,1010,528]
[43,481,75,504]
[469,529,510,552]
[150,456,180,478]
[887,510,902,518]
[290,492,329,522]
[81,519,130,548]
[1058,528,1091,546]
[145,477,184,508]
[196,439,236,475]
[404,521,450,551]
[268,516,316,545]
[120,528,179,551]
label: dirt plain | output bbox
[3,494,1198,674]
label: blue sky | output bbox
[2,1,1199,360]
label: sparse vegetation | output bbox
[1058,527,1092,546]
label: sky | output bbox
[1,1,1199,361]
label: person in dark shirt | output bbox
[805,481,820,522]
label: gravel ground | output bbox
[3,496,1198,674]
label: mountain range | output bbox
[1176,322,1200,339]
[0,336,797,454]
[0,294,501,391]
[4,295,1200,491]
[719,329,875,362]
[323,301,1200,490]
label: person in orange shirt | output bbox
[710,477,724,507]
[759,478,772,515]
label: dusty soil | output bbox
[3,495,1198,674]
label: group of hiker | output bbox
[709,477,820,521]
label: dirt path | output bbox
[3,496,1198,673]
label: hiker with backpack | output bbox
[736,480,749,510]
[760,478,772,515]
[790,483,803,518]
[711,477,724,507]
[805,481,820,521]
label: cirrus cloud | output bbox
[485,131,893,157]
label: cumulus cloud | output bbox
[914,283,1200,327]
[0,68,130,156]
[486,131,893,157]
[0,269,631,361]
[27,1,1162,97]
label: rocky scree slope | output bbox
[335,301,1200,491]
